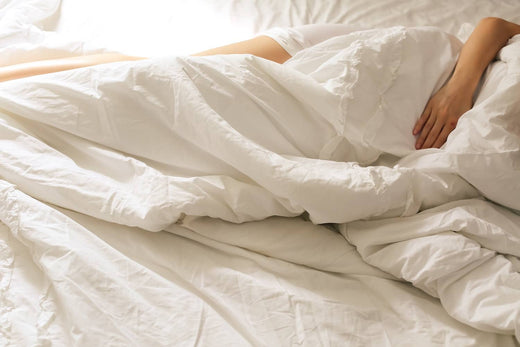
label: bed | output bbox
[1,0,520,346]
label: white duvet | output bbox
[0,26,480,229]
[1,11,520,345]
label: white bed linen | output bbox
[2,190,514,346]
[1,1,520,346]
[0,28,480,228]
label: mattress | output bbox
[1,1,520,346]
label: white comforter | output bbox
[0,27,480,229]
[1,14,520,344]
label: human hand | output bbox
[413,81,473,149]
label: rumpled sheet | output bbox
[1,8,520,345]
[340,34,520,338]
[0,27,480,230]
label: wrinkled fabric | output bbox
[1,5,520,345]
[0,27,480,230]
[342,199,520,337]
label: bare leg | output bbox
[193,36,291,64]
[0,35,291,83]
[0,53,145,82]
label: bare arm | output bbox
[413,17,520,149]
[193,35,292,64]
[0,53,145,83]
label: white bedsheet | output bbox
[0,27,481,228]
[1,1,520,346]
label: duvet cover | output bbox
[1,1,520,345]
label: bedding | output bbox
[1,0,520,346]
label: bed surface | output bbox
[1,1,520,346]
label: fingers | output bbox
[415,116,457,149]
[413,103,431,136]
[432,119,458,148]
[414,98,458,149]
[413,82,471,150]
[415,108,437,149]
[421,119,444,149]
[431,126,452,148]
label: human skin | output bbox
[2,18,519,151]
[0,53,145,82]
[413,17,520,149]
[0,36,289,83]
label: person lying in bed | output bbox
[1,17,519,150]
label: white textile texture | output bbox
[0,3,520,344]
